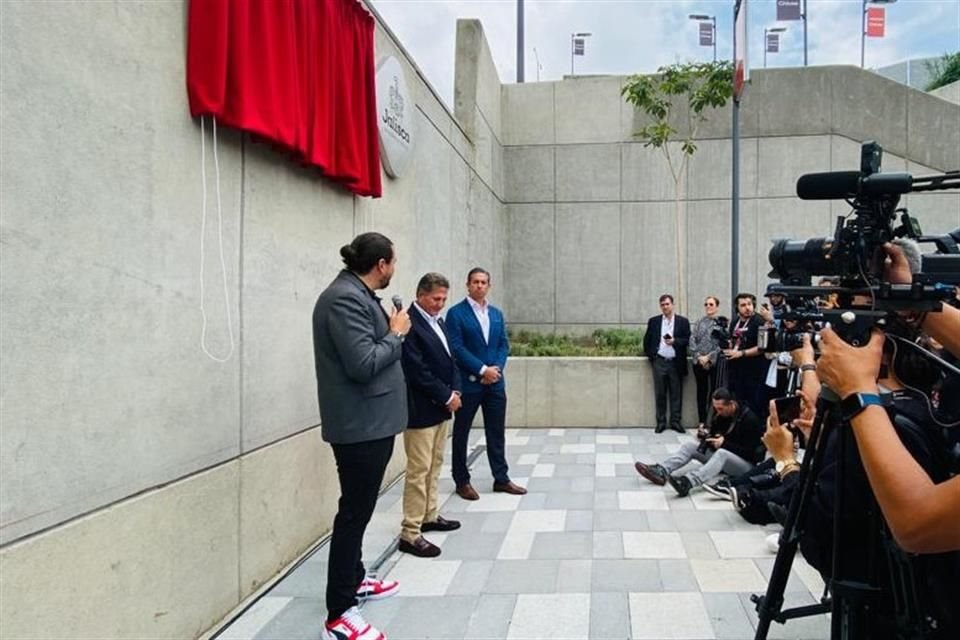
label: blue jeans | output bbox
[451,386,509,486]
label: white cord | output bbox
[199,116,236,363]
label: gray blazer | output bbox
[312,270,407,444]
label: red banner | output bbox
[187,0,382,197]
[866,6,885,38]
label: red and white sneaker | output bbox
[356,575,400,601]
[322,606,385,640]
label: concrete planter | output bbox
[503,357,697,428]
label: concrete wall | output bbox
[0,5,504,639]
[500,67,960,333]
[931,80,960,105]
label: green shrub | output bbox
[925,52,960,91]
[508,328,644,357]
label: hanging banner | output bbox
[699,22,713,46]
[766,33,780,53]
[734,0,749,99]
[776,0,802,21]
[866,6,885,37]
[573,38,585,55]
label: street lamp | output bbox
[570,32,592,76]
[533,46,543,82]
[861,0,897,68]
[763,27,787,69]
[688,13,717,62]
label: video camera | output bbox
[762,141,960,348]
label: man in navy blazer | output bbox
[445,268,526,499]
[642,293,691,434]
[397,273,463,558]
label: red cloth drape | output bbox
[187,0,382,197]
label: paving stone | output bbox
[589,591,631,639]
[618,490,670,511]
[691,558,768,593]
[382,595,477,639]
[593,531,624,559]
[593,509,650,532]
[681,531,721,560]
[528,531,593,559]
[597,435,630,445]
[464,492,523,512]
[269,561,326,598]
[737,591,831,640]
[438,532,508,560]
[592,490,619,510]
[701,592,756,640]
[658,559,701,591]
[223,596,291,640]
[591,559,660,592]
[554,463,595,477]
[446,560,494,596]
[623,532,687,559]
[517,492,549,510]
[516,453,540,465]
[709,530,773,558]
[464,594,517,639]
[479,511,516,534]
[523,476,573,493]
[507,593,591,639]
[594,476,641,490]
[530,463,555,477]
[564,509,594,531]
[389,557,461,596]
[484,559,561,594]
[555,559,593,593]
[253,598,323,640]
[544,491,595,509]
[570,476,595,492]
[628,592,714,639]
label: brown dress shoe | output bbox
[398,535,441,558]
[492,481,527,495]
[456,484,480,501]
[421,515,461,532]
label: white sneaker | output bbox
[357,576,399,601]
[322,606,386,640]
[766,532,780,553]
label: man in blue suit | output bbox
[398,273,463,558]
[445,268,526,500]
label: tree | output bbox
[924,52,960,92]
[621,61,733,312]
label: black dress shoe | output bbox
[670,424,686,434]
[655,425,666,434]
[421,515,461,532]
[398,536,441,558]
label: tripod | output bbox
[751,389,890,640]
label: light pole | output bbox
[570,32,591,76]
[763,26,786,68]
[861,0,897,68]
[802,0,808,66]
[517,0,524,82]
[688,14,717,62]
[533,46,542,82]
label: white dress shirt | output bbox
[467,296,491,344]
[413,302,450,355]
[657,314,676,359]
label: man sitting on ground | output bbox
[635,388,764,496]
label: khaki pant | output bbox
[401,421,448,543]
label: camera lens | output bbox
[769,237,836,282]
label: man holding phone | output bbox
[635,387,764,496]
[643,294,691,434]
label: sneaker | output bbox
[634,462,668,486]
[667,474,693,497]
[766,532,780,553]
[323,606,385,640]
[702,482,733,501]
[356,576,399,601]
[730,486,749,512]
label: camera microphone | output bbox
[391,294,404,311]
[796,171,913,200]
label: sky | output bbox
[371,0,960,109]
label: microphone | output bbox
[796,171,913,200]
[892,238,922,275]
[391,294,403,311]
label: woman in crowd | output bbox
[689,296,724,430]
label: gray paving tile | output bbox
[437,532,506,560]
[269,561,326,598]
[555,559,592,592]
[646,511,679,531]
[589,591,631,639]
[484,559,560,594]
[517,492,549,510]
[681,531,721,560]
[445,560,494,596]
[253,597,323,640]
[702,592,756,640]
[593,531,624,559]
[523,476,574,493]
[570,476,595,492]
[544,491,595,509]
[381,595,476,639]
[668,511,735,531]
[537,453,579,464]
[658,559,700,591]
[528,531,593,559]
[592,490,619,510]
[752,557,810,593]
[594,476,642,491]
[553,463,594,477]
[590,559,660,592]
[564,509,594,532]
[479,510,516,534]
[464,594,517,639]
[593,510,650,532]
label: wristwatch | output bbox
[839,392,884,422]
[775,458,798,474]
[394,331,405,341]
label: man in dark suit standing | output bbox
[312,232,409,640]
[397,273,463,558]
[643,293,691,434]
[445,268,526,500]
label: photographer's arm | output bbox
[818,328,960,554]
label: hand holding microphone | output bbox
[389,294,411,338]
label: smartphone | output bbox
[773,395,802,424]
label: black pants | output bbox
[692,362,717,425]
[326,435,394,621]
[451,386,509,487]
[652,357,683,429]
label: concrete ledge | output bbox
[505,357,698,428]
